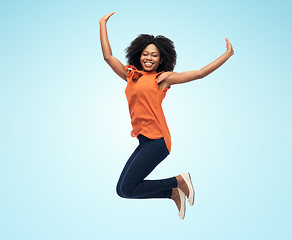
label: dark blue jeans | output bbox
[116,134,178,199]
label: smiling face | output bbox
[140,44,162,72]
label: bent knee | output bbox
[117,183,134,198]
[119,187,135,198]
[116,183,126,198]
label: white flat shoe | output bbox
[181,172,195,206]
[178,188,186,220]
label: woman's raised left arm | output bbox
[163,38,234,86]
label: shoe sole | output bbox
[178,188,186,220]
[181,172,195,206]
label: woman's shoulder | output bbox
[156,71,174,84]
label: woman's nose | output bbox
[146,55,152,60]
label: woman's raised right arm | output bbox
[99,12,127,81]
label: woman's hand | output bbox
[99,11,127,81]
[99,12,115,24]
[163,37,235,85]
[224,37,234,56]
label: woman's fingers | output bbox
[224,37,234,55]
[106,11,116,19]
[99,11,116,23]
[225,37,231,46]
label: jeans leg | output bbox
[118,137,177,199]
[116,143,142,197]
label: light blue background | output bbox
[1,0,291,239]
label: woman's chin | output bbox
[143,66,156,72]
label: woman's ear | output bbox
[160,58,163,64]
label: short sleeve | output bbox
[155,71,165,78]
[155,71,171,93]
[125,65,143,83]
[124,65,134,72]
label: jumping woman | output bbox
[99,11,234,220]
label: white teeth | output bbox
[145,62,153,67]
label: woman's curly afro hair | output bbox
[125,34,177,72]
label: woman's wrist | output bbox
[99,19,106,24]
[225,50,234,58]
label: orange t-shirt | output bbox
[124,65,172,154]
